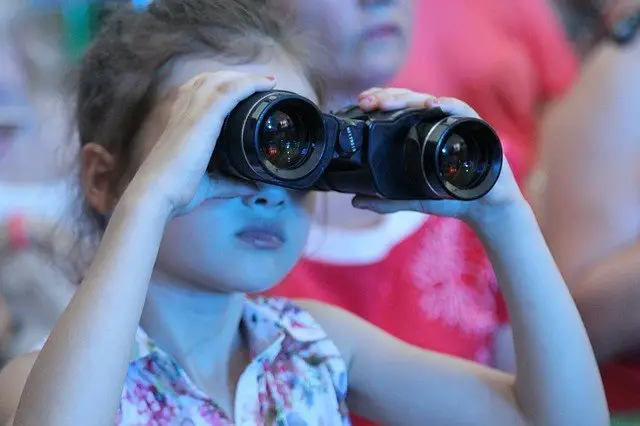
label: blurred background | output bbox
[1,0,640,423]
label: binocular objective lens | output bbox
[439,133,487,189]
[260,110,311,170]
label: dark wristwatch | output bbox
[602,2,640,45]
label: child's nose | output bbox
[243,184,287,210]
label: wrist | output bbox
[466,199,536,243]
[116,187,173,226]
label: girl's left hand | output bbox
[352,88,525,225]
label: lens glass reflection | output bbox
[260,110,311,170]
[439,133,486,189]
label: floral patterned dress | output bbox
[118,297,350,425]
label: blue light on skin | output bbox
[131,0,152,11]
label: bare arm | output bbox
[0,352,38,426]
[535,38,640,361]
[4,71,277,426]
[492,325,516,374]
[299,202,608,426]
[10,195,170,426]
[575,242,640,360]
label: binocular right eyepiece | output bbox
[212,90,503,201]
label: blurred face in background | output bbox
[0,11,76,222]
[268,0,414,93]
[0,14,75,184]
[0,37,32,166]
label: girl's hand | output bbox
[352,87,525,226]
[126,71,276,216]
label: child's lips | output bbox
[236,230,284,250]
[235,222,286,250]
[363,23,402,41]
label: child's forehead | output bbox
[164,54,319,105]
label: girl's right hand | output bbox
[126,71,276,216]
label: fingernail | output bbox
[265,75,276,81]
[360,96,376,105]
[192,76,206,89]
[426,97,440,107]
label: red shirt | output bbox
[602,359,640,412]
[270,213,503,364]
[267,213,506,425]
[391,0,579,181]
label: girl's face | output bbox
[132,52,318,294]
[269,0,414,89]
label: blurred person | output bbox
[0,1,76,214]
[0,215,78,360]
[552,0,640,56]
[392,0,579,183]
[0,2,81,361]
[263,0,578,399]
[533,2,640,420]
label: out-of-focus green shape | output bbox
[61,2,95,58]
[611,413,640,426]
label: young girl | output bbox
[0,1,607,425]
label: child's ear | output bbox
[80,143,118,214]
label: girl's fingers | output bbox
[174,174,258,216]
[433,97,480,118]
[378,92,437,110]
[358,88,440,113]
[352,196,469,218]
[358,87,385,98]
[356,88,480,119]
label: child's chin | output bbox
[239,274,288,295]
[209,270,290,295]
